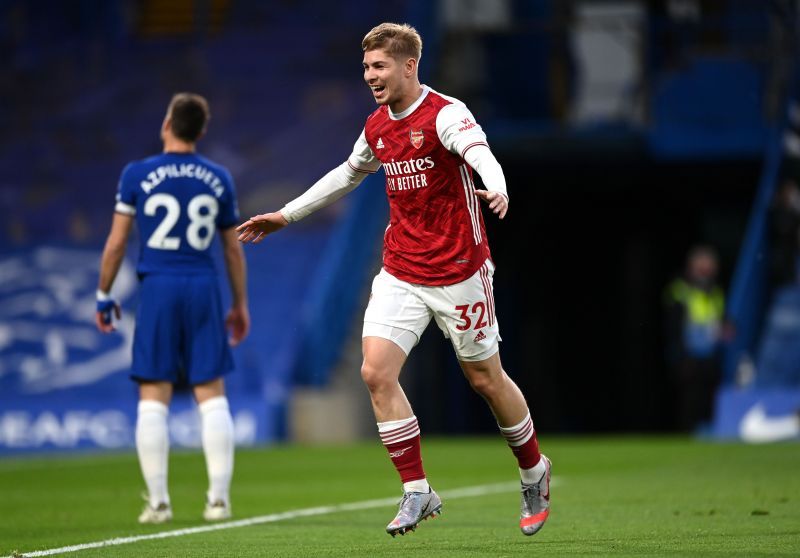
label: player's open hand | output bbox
[236,212,289,244]
[474,190,508,219]
[226,303,250,346]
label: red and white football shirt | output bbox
[348,86,492,286]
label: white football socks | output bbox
[520,458,547,485]
[199,396,235,505]
[403,478,431,493]
[136,400,170,508]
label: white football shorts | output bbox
[362,258,501,362]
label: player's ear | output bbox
[405,57,417,77]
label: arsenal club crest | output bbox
[409,128,424,149]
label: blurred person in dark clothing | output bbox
[663,245,730,432]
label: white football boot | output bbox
[203,499,232,521]
[519,454,552,536]
[386,488,442,537]
[138,502,173,524]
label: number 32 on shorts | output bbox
[455,302,488,331]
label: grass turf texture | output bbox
[1,437,798,557]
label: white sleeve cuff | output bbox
[278,208,293,223]
[115,201,136,215]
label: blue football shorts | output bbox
[131,273,233,385]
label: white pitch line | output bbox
[7,480,535,557]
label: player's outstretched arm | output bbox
[237,160,371,244]
[236,211,288,244]
[96,212,134,332]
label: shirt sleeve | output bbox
[280,162,369,222]
[114,163,137,215]
[435,103,490,159]
[346,128,383,174]
[217,169,240,229]
[462,144,508,202]
[280,130,380,222]
[438,104,508,201]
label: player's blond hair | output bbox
[362,22,422,62]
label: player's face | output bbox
[363,49,408,107]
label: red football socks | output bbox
[378,416,426,483]
[499,413,541,469]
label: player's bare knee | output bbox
[465,368,507,400]
[465,372,490,397]
[360,361,390,392]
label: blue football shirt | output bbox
[115,152,239,274]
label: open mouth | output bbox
[371,85,386,96]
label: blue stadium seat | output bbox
[755,285,800,387]
[649,56,768,158]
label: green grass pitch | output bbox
[1,437,798,557]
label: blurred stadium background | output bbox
[1,0,800,456]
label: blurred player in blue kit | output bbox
[96,93,249,523]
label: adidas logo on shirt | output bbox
[376,137,385,149]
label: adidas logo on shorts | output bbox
[474,330,486,342]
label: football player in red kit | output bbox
[237,22,551,537]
